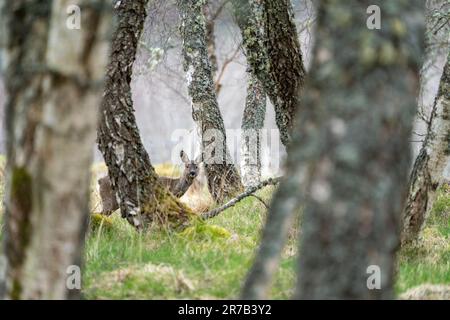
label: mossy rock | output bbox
[179,222,232,241]
[90,213,114,232]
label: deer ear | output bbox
[180,150,190,163]
[194,153,202,164]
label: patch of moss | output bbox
[11,167,33,213]
[179,221,232,241]
[141,177,196,228]
[11,167,33,263]
[90,213,114,232]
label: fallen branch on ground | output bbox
[201,177,282,220]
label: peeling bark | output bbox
[97,0,194,229]
[232,0,306,147]
[403,52,450,244]
[178,0,244,203]
[0,0,111,299]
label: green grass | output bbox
[0,160,448,299]
[396,185,450,295]
[84,184,450,299]
[83,185,297,299]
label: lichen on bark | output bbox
[293,0,425,299]
[242,0,425,300]
[1,0,114,299]
[178,0,244,203]
[241,74,266,188]
[97,0,195,229]
[232,0,306,147]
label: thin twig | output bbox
[214,45,241,95]
[201,177,282,220]
[211,0,231,21]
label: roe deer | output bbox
[98,150,201,215]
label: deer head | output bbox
[180,150,201,180]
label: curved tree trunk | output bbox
[402,52,450,244]
[178,0,243,203]
[243,0,425,299]
[240,74,266,188]
[232,0,306,147]
[97,0,194,229]
[0,0,111,299]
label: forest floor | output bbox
[85,163,294,299]
[82,163,450,299]
[0,160,448,299]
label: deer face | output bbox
[185,161,199,179]
[180,150,201,180]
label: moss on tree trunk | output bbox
[232,0,306,147]
[178,0,244,203]
[97,0,195,229]
[1,0,112,299]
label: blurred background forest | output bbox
[0,0,449,301]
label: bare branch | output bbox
[214,45,241,95]
[201,177,281,220]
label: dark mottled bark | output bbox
[403,52,450,244]
[178,0,244,203]
[293,0,425,299]
[241,74,266,188]
[0,0,111,299]
[97,0,194,229]
[243,0,425,299]
[232,0,306,146]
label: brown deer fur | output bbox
[98,150,201,215]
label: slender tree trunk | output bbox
[97,0,194,229]
[178,0,243,203]
[243,0,425,299]
[232,0,306,147]
[238,0,303,298]
[241,174,300,299]
[240,74,266,188]
[0,0,111,299]
[403,52,450,244]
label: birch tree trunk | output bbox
[232,0,306,147]
[0,0,111,299]
[293,1,425,299]
[402,52,450,244]
[178,0,244,203]
[97,0,194,229]
[240,74,266,188]
[243,0,425,299]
